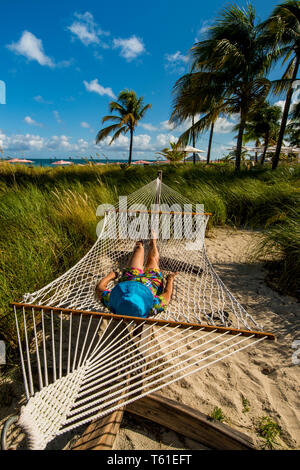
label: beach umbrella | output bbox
[226,146,261,152]
[266,146,300,154]
[7,158,33,163]
[177,146,206,162]
[52,160,73,165]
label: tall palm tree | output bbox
[185,3,272,171]
[96,89,151,164]
[260,1,300,169]
[171,65,208,165]
[241,102,282,165]
[170,72,227,165]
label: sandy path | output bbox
[115,227,300,450]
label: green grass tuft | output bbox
[256,416,282,449]
[210,406,226,422]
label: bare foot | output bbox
[150,230,158,246]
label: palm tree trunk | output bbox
[255,139,259,164]
[261,132,269,166]
[272,55,299,170]
[192,115,196,164]
[207,121,214,164]
[128,127,133,165]
[236,111,246,171]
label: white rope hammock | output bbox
[11,174,274,450]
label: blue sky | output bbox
[0,0,299,161]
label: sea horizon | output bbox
[0,157,160,167]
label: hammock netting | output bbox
[11,176,274,449]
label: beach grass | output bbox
[0,162,299,355]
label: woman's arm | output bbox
[161,272,178,305]
[95,271,118,300]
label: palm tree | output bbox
[96,89,151,164]
[184,3,272,171]
[241,102,282,165]
[242,125,262,164]
[170,72,228,165]
[260,1,300,169]
[155,142,185,164]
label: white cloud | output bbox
[80,121,90,128]
[156,133,178,147]
[77,138,89,150]
[96,133,153,152]
[113,35,145,61]
[139,123,157,131]
[34,95,53,104]
[165,51,189,64]
[24,116,42,127]
[160,120,176,131]
[7,31,54,67]
[214,116,236,134]
[67,11,109,46]
[274,100,285,112]
[83,78,116,99]
[194,20,213,42]
[274,87,299,114]
[0,132,45,151]
[53,110,62,123]
[133,134,151,147]
[0,130,94,154]
[164,51,189,74]
[46,135,78,151]
[96,134,128,148]
[93,51,103,61]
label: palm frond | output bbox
[101,115,122,124]
[96,123,122,143]
[109,126,128,144]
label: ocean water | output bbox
[2,158,160,167]
[7,158,130,167]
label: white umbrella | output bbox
[225,146,261,152]
[178,145,205,153]
[266,146,300,154]
[243,146,263,152]
[177,145,206,161]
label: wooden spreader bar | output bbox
[11,302,275,340]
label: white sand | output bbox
[115,227,300,450]
[1,227,299,450]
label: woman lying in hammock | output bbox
[95,236,177,318]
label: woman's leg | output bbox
[128,241,145,270]
[145,237,160,271]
